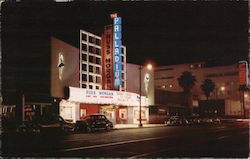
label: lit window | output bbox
[96,76,101,83]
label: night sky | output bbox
[2,1,249,66]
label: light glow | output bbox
[220,86,225,91]
[147,64,153,70]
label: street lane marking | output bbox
[217,135,231,140]
[40,136,170,155]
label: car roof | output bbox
[89,114,105,116]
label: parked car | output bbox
[212,117,221,124]
[185,116,201,125]
[16,115,74,134]
[165,116,189,126]
[75,114,113,132]
[16,121,41,134]
[199,117,221,125]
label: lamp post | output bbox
[138,64,152,127]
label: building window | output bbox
[89,65,93,72]
[89,56,94,63]
[82,44,87,51]
[82,74,87,81]
[122,47,124,54]
[89,46,94,53]
[89,36,94,44]
[89,75,93,82]
[89,85,93,89]
[82,64,87,71]
[122,73,125,80]
[96,67,100,74]
[82,34,87,41]
[96,86,99,89]
[96,76,101,83]
[155,68,174,72]
[96,57,101,65]
[82,84,87,88]
[121,56,124,62]
[96,48,101,55]
[96,39,100,46]
[82,54,87,61]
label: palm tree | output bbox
[239,84,250,118]
[201,79,215,100]
[178,71,197,93]
[177,71,197,115]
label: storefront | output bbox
[59,87,149,124]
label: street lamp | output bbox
[139,63,153,127]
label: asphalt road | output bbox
[1,122,249,158]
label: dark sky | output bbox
[2,1,249,66]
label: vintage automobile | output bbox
[16,115,74,134]
[75,114,113,133]
[165,116,189,126]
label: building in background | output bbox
[154,62,250,117]
[59,15,154,124]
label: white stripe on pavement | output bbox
[54,136,170,153]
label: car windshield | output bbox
[90,115,106,120]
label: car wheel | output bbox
[86,126,92,133]
[106,125,111,131]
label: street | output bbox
[1,122,249,158]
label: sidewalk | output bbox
[114,124,165,129]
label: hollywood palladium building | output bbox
[57,15,154,124]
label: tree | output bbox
[239,84,250,118]
[178,71,197,93]
[177,71,197,115]
[201,79,215,100]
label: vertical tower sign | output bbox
[113,16,122,90]
[102,25,114,90]
[239,61,249,86]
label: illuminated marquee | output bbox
[113,17,122,90]
[68,87,148,107]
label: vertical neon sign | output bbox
[113,16,122,90]
[239,61,249,86]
